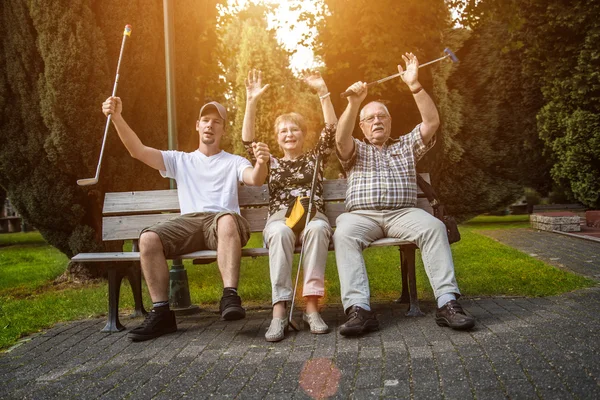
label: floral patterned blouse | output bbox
[244,123,337,217]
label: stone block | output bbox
[530,213,580,232]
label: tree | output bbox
[217,3,327,162]
[0,0,222,277]
[452,0,599,208]
[528,0,600,208]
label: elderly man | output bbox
[333,52,475,336]
[101,97,270,341]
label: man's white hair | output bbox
[359,101,391,121]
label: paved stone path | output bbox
[1,229,599,399]
[482,228,600,280]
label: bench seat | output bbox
[71,238,413,263]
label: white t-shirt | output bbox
[160,150,252,215]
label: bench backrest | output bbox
[102,176,433,241]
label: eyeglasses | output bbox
[361,114,389,124]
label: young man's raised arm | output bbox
[102,96,165,171]
[336,82,368,160]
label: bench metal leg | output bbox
[102,268,126,332]
[396,246,410,304]
[397,245,425,317]
[127,262,147,318]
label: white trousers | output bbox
[263,209,332,305]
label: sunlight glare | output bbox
[226,0,322,72]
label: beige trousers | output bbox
[263,209,332,304]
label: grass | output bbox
[462,214,531,229]
[0,217,595,350]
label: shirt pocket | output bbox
[388,149,413,178]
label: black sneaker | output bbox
[220,293,246,321]
[435,300,475,330]
[128,307,177,342]
[339,305,379,337]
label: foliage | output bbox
[218,2,332,170]
[310,0,544,218]
[0,1,223,274]
[443,18,553,219]
[452,0,600,208]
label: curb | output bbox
[551,229,600,244]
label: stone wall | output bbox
[530,213,581,232]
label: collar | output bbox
[361,136,399,148]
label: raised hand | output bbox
[102,96,122,118]
[245,69,270,104]
[344,81,368,106]
[302,70,328,96]
[252,142,270,165]
[398,52,419,89]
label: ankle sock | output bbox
[153,301,169,309]
[437,293,456,308]
[223,287,238,297]
[354,303,371,312]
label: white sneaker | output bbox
[265,317,288,342]
[303,312,329,334]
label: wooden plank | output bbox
[104,185,270,215]
[72,252,142,262]
[73,236,413,263]
[103,199,431,241]
[102,207,270,241]
[103,175,431,216]
[104,190,180,215]
[103,213,178,241]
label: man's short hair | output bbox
[359,101,391,121]
[199,101,227,122]
[273,112,307,136]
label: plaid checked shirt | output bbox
[339,124,435,212]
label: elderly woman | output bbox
[242,69,337,342]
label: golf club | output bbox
[77,24,132,186]
[288,154,321,331]
[340,48,459,98]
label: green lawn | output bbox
[0,218,595,349]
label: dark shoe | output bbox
[220,293,246,321]
[128,307,177,342]
[435,300,475,330]
[339,306,379,337]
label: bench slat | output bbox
[103,186,271,215]
[103,208,270,241]
[102,177,430,216]
[102,199,433,241]
[72,237,413,263]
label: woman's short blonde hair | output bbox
[273,112,307,136]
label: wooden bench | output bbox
[72,176,434,332]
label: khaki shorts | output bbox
[142,211,251,258]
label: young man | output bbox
[333,52,475,336]
[101,97,270,341]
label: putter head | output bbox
[289,318,301,332]
[77,178,99,186]
[444,48,459,63]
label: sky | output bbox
[226,0,321,71]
